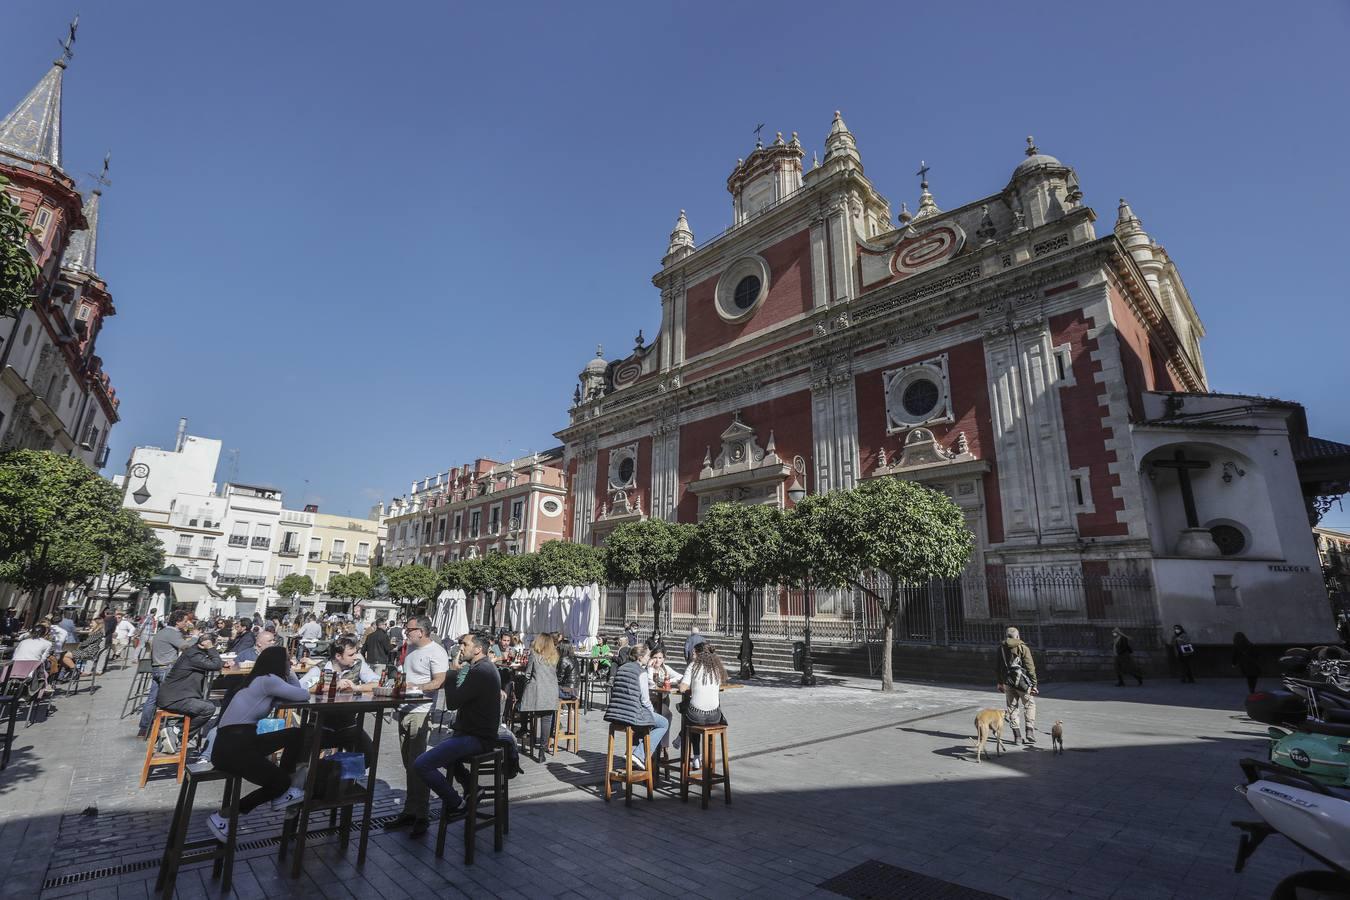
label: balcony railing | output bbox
[278,546,300,557]
[227,535,248,547]
[217,574,266,586]
[354,556,370,566]
[174,546,193,557]
[308,551,321,561]
[251,537,271,549]
[328,552,347,563]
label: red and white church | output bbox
[556,114,1347,648]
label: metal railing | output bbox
[251,537,271,549]
[278,546,300,557]
[227,535,248,547]
[217,574,266,586]
[599,569,1161,653]
[328,552,347,563]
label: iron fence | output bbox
[600,568,1161,653]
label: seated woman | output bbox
[647,647,681,687]
[555,639,578,700]
[603,643,668,770]
[673,642,729,767]
[206,645,312,842]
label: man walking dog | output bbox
[996,627,1039,747]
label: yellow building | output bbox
[306,510,380,593]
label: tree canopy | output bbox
[688,503,782,677]
[0,450,133,606]
[376,564,438,605]
[809,476,973,690]
[96,509,165,602]
[328,570,373,601]
[277,573,314,598]
[0,175,38,317]
[604,518,697,645]
[530,539,604,589]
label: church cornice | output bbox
[1103,241,1206,393]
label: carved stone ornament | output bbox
[883,355,953,433]
[872,427,985,483]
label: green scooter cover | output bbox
[1268,726,1350,787]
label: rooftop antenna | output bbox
[227,448,240,483]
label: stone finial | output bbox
[634,328,644,349]
[572,384,582,406]
[1025,135,1039,157]
[1115,197,1142,235]
[811,151,819,169]
[789,131,801,147]
[897,202,911,224]
[976,204,997,245]
[955,431,970,456]
[877,446,888,468]
[773,131,785,146]
[665,209,695,261]
[822,110,861,167]
[1065,169,1083,206]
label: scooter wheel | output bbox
[1271,869,1350,900]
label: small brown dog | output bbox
[973,708,1006,762]
[1051,720,1065,754]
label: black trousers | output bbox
[211,724,306,814]
[160,698,218,744]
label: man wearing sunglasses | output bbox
[386,615,449,837]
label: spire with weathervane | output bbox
[0,16,78,171]
[64,153,110,276]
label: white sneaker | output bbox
[629,752,646,770]
[271,787,305,810]
[206,813,230,843]
[691,755,702,770]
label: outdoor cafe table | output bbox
[269,690,407,877]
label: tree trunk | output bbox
[737,591,755,679]
[881,618,895,691]
[650,586,664,648]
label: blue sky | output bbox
[4,2,1349,526]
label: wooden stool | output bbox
[604,724,653,807]
[680,722,731,809]
[140,710,192,787]
[155,765,242,899]
[550,697,580,754]
[516,709,552,763]
[435,746,509,865]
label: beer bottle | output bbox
[327,667,338,700]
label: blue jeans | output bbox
[637,716,668,764]
[413,734,486,807]
[137,670,165,733]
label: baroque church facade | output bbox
[0,31,120,469]
[557,113,1346,647]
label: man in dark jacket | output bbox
[995,627,1039,747]
[413,632,502,819]
[227,619,256,657]
[157,632,224,745]
[362,619,393,669]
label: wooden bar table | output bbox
[272,690,409,878]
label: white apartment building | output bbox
[216,482,282,616]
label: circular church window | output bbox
[902,379,940,418]
[733,275,761,311]
[1209,524,1246,556]
[617,456,635,485]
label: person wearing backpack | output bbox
[995,627,1039,747]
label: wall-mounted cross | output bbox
[1152,448,1211,528]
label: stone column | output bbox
[809,353,861,494]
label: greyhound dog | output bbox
[973,708,1007,762]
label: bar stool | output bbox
[435,746,509,865]
[516,709,552,762]
[604,724,653,806]
[550,696,580,754]
[680,721,731,809]
[140,709,191,787]
[121,657,154,720]
[155,765,242,899]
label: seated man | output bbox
[156,630,224,752]
[300,636,379,767]
[414,631,503,818]
[603,642,668,770]
[227,618,257,657]
[231,626,276,664]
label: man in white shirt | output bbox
[47,620,70,649]
[113,614,136,660]
[387,615,449,838]
[13,624,54,663]
[296,615,323,643]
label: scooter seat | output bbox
[1325,707,1350,725]
[1297,719,1350,738]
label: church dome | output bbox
[1013,136,1062,176]
[583,352,608,374]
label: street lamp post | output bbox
[787,455,817,687]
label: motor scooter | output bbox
[1234,757,1350,898]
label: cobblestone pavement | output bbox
[0,657,1317,900]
